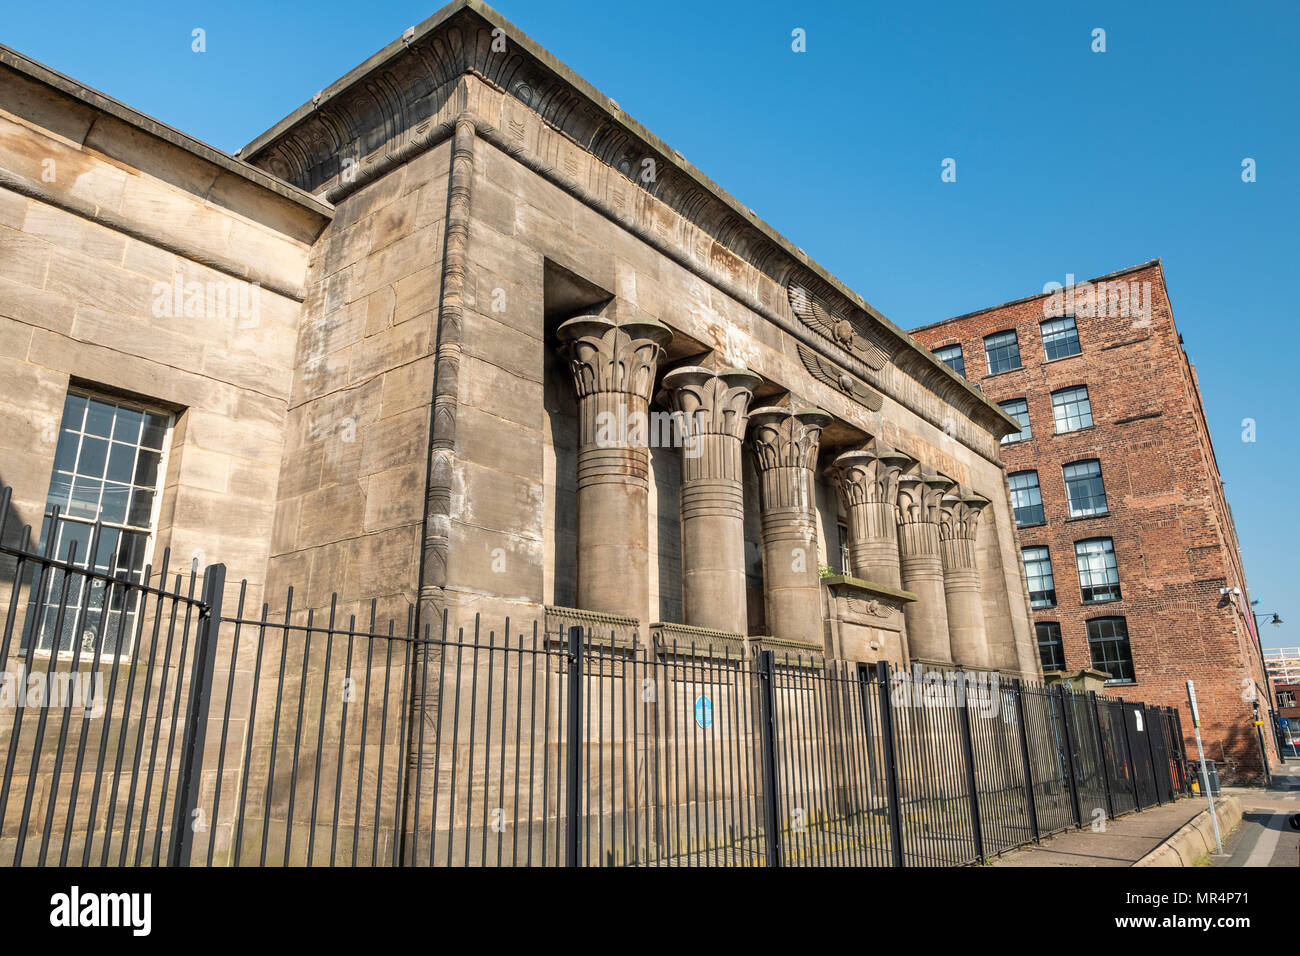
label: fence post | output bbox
[1054,685,1084,829]
[875,660,905,868]
[1139,703,1163,806]
[168,563,226,867]
[955,673,984,862]
[1088,691,1115,819]
[1012,680,1040,843]
[1118,697,1143,808]
[756,650,782,867]
[1171,707,1191,794]
[565,625,583,867]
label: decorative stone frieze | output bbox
[661,366,761,634]
[556,312,672,623]
[747,405,833,648]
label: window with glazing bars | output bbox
[22,391,171,657]
[934,343,966,377]
[1075,537,1122,603]
[984,329,1021,374]
[1008,470,1044,526]
[1063,458,1108,516]
[1036,622,1065,671]
[1022,546,1056,607]
[1051,385,1093,433]
[1041,315,1082,361]
[1087,616,1134,683]
[999,398,1032,443]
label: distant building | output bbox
[1265,648,1300,685]
[913,261,1277,783]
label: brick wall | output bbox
[913,262,1276,783]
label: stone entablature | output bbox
[238,2,1019,463]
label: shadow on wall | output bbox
[652,440,682,623]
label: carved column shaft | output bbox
[897,472,955,664]
[940,490,992,671]
[557,314,671,623]
[828,446,912,588]
[749,406,832,646]
[662,367,761,634]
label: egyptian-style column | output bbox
[556,313,672,622]
[939,487,993,671]
[896,470,956,664]
[661,366,762,633]
[827,444,914,587]
[748,405,833,645]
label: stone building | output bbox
[912,261,1276,782]
[0,0,1041,683]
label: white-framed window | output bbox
[1041,316,1082,361]
[999,398,1032,444]
[1088,616,1134,683]
[1051,385,1094,433]
[1063,458,1108,517]
[23,389,173,658]
[934,343,966,377]
[984,329,1022,374]
[1021,546,1056,608]
[1075,537,1122,603]
[1008,470,1045,527]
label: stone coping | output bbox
[820,575,918,604]
[649,622,747,660]
[0,44,333,219]
[749,635,826,666]
[543,606,640,650]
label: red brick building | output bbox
[913,260,1277,783]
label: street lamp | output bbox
[1254,611,1284,629]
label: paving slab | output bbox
[993,798,1209,867]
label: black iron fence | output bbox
[0,497,1190,867]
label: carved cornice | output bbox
[239,1,1018,452]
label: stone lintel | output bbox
[820,574,918,604]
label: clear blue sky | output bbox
[5,1,1296,647]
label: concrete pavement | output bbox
[992,797,1211,866]
[1212,759,1300,868]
